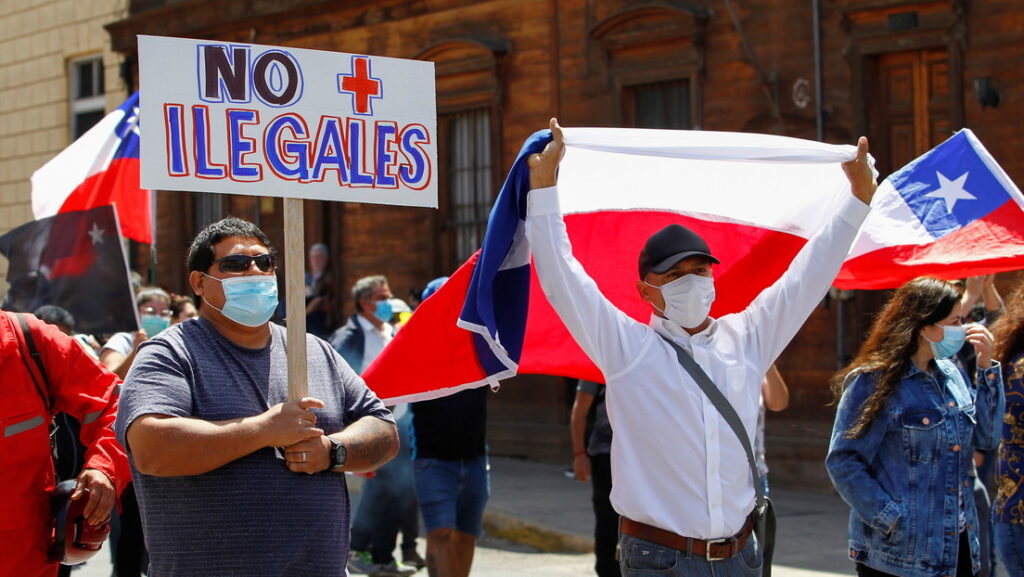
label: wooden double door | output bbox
[868,48,952,178]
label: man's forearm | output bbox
[570,393,594,454]
[333,416,398,472]
[127,414,269,477]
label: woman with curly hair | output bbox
[826,277,1005,577]
[990,281,1024,577]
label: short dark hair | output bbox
[169,294,195,318]
[188,217,275,273]
[33,305,75,332]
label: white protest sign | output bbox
[138,35,437,207]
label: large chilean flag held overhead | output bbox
[363,127,1023,404]
[364,128,862,402]
[31,91,152,244]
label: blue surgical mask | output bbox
[374,299,394,323]
[926,324,967,359]
[203,274,279,327]
[140,314,170,338]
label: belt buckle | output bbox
[705,538,727,561]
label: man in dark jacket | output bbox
[330,275,393,373]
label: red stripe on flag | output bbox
[363,252,490,401]
[366,211,809,400]
[835,200,1024,290]
[57,157,151,244]
[520,210,807,381]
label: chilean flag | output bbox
[363,127,1023,403]
[364,128,862,402]
[31,92,152,244]
[0,204,138,335]
[835,129,1024,289]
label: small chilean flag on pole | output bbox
[835,129,1024,289]
[31,91,152,244]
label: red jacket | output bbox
[0,311,129,531]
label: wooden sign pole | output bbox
[284,197,308,401]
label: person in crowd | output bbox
[525,118,875,576]
[99,286,171,379]
[331,275,394,373]
[409,276,490,577]
[390,298,413,329]
[389,297,422,569]
[990,280,1024,577]
[99,286,171,577]
[337,276,421,577]
[571,379,619,577]
[115,217,398,576]
[756,365,789,497]
[34,304,101,358]
[168,294,198,326]
[0,308,129,577]
[958,274,1004,577]
[305,243,335,339]
[827,277,1004,577]
[962,275,1004,326]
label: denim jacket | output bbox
[826,358,1004,577]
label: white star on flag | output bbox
[88,222,105,245]
[925,171,975,213]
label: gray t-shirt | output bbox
[116,318,393,576]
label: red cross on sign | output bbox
[338,56,383,116]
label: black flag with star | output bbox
[0,204,137,335]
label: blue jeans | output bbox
[618,532,761,577]
[413,456,489,537]
[995,522,1024,577]
[350,411,419,564]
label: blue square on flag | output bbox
[891,130,1010,239]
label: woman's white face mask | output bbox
[645,274,715,329]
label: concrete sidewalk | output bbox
[483,455,855,577]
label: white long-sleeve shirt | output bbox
[524,185,870,539]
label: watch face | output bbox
[332,440,347,468]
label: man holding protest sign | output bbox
[524,119,876,577]
[116,217,398,576]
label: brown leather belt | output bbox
[620,514,754,561]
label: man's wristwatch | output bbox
[328,438,347,471]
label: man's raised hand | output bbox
[842,136,877,205]
[528,118,566,190]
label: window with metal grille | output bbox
[69,56,106,140]
[625,79,691,129]
[445,108,493,262]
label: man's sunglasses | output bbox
[214,254,277,273]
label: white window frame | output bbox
[68,55,106,141]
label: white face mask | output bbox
[645,274,715,329]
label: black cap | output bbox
[638,224,719,279]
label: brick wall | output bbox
[0,0,130,295]
[104,0,1024,477]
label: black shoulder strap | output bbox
[658,334,765,511]
[9,312,53,412]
